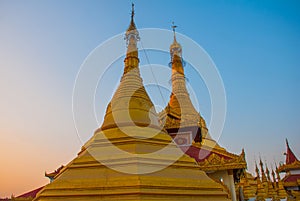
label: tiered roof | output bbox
[279,139,300,191]
[279,139,300,172]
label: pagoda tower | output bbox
[275,165,287,199]
[270,168,281,201]
[159,23,216,148]
[259,159,269,196]
[158,24,246,201]
[255,163,266,201]
[238,172,256,200]
[265,165,277,199]
[33,5,231,201]
[271,169,277,192]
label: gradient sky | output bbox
[0,0,300,198]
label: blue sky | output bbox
[0,0,299,197]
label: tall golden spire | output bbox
[259,159,269,197]
[259,158,268,183]
[275,165,280,180]
[271,169,277,190]
[265,164,277,199]
[254,161,266,200]
[255,161,260,178]
[271,169,276,182]
[265,165,271,182]
[159,23,209,143]
[101,3,159,130]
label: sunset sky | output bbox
[0,0,300,198]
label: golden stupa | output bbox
[33,5,230,201]
[158,23,246,201]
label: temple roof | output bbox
[279,139,300,172]
[282,174,300,188]
[182,143,247,171]
[16,186,44,199]
[279,160,300,172]
[285,138,299,165]
[283,174,300,183]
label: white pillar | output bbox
[228,170,237,201]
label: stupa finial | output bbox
[170,21,182,59]
[131,3,135,20]
[125,3,139,44]
[172,21,178,42]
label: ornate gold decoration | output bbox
[278,160,300,172]
[238,172,256,200]
[198,150,247,171]
[238,163,288,200]
[275,166,287,199]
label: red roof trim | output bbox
[17,186,44,198]
[283,174,300,183]
[182,145,232,162]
